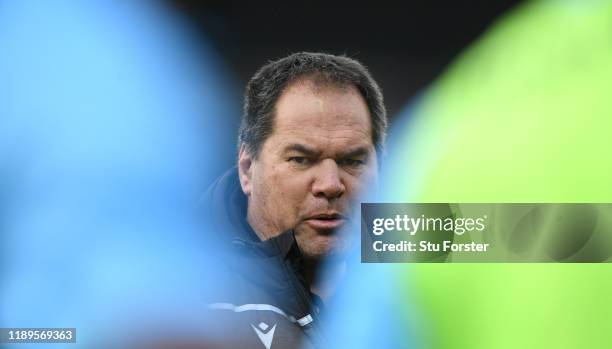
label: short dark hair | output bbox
[239,52,387,159]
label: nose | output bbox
[311,159,345,200]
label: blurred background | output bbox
[170,0,519,118]
[2,0,611,348]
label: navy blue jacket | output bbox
[200,168,326,349]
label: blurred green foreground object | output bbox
[386,0,612,348]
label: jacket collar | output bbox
[202,166,296,259]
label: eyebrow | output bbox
[283,143,321,157]
[339,146,370,159]
[283,143,370,159]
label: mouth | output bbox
[305,213,347,231]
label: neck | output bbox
[304,256,346,303]
[246,205,277,241]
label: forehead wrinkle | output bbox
[277,116,372,150]
[275,100,372,136]
[279,132,373,160]
[269,77,374,157]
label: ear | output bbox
[238,144,253,196]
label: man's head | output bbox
[237,52,387,259]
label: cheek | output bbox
[266,165,289,196]
[258,165,302,211]
[270,167,313,217]
[346,168,377,195]
[363,169,378,189]
[276,173,300,200]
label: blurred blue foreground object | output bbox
[0,1,238,348]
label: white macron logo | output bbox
[251,322,276,349]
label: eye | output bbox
[288,156,310,165]
[339,158,365,167]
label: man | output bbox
[202,52,387,349]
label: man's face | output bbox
[239,79,378,259]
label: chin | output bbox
[300,235,348,260]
